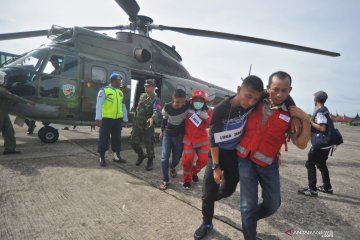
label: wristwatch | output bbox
[212,163,220,170]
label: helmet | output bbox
[110,73,123,81]
[192,90,209,103]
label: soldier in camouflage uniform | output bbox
[0,87,23,155]
[131,79,161,171]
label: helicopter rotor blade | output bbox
[155,25,340,57]
[0,26,129,41]
[0,30,49,41]
[114,0,140,21]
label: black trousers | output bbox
[306,147,331,191]
[201,149,239,225]
[98,118,122,154]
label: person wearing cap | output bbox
[95,73,128,167]
[131,79,162,171]
[298,90,334,197]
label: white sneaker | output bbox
[113,152,119,161]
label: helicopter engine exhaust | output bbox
[134,48,151,62]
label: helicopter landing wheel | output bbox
[38,126,59,143]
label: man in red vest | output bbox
[236,71,310,240]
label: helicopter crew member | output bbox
[181,90,212,189]
[95,73,128,167]
[0,90,21,155]
[131,79,162,171]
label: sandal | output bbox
[170,168,177,178]
[159,181,169,190]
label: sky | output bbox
[0,0,359,115]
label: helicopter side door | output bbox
[38,53,80,121]
[81,61,131,123]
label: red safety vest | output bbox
[183,108,212,147]
[236,101,290,167]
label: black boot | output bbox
[136,153,147,166]
[194,223,213,239]
[146,157,154,171]
[99,152,106,167]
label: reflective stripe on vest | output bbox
[236,145,247,155]
[102,87,123,119]
[253,151,273,165]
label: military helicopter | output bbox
[0,0,340,143]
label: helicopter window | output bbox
[43,55,64,75]
[61,56,78,79]
[92,66,107,83]
[5,49,47,72]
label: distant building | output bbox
[330,113,353,124]
[350,114,360,126]
[0,51,18,66]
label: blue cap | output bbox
[110,73,123,81]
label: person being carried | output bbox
[236,71,310,240]
[181,90,212,189]
[159,89,189,190]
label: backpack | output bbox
[310,107,343,150]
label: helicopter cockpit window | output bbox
[61,56,78,79]
[91,66,107,84]
[43,55,64,75]
[4,49,47,72]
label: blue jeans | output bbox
[160,132,184,182]
[238,157,281,240]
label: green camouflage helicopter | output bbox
[0,0,340,143]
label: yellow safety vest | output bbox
[102,87,123,119]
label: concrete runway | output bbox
[1,120,359,240]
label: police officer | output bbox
[0,90,21,155]
[95,73,128,167]
[131,79,161,171]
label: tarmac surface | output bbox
[0,119,359,240]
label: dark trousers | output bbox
[306,147,331,190]
[97,118,122,154]
[0,101,16,151]
[201,149,239,225]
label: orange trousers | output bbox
[181,143,209,183]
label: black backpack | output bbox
[311,107,343,150]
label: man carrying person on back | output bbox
[236,71,310,240]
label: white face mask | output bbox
[193,101,204,110]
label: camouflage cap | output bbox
[144,79,156,87]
